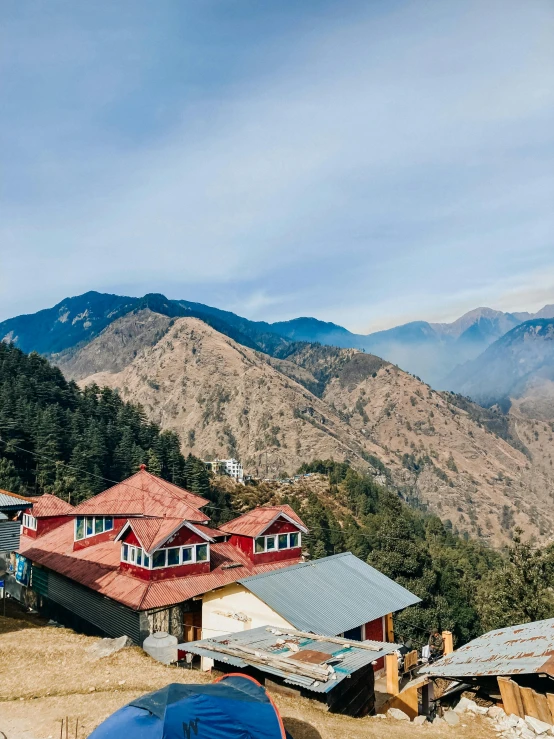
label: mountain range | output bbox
[2,290,554,386]
[2,291,554,545]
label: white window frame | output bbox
[121,542,210,570]
[254,532,301,553]
[74,516,114,541]
[23,513,37,531]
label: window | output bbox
[254,532,301,553]
[121,541,210,570]
[153,550,167,569]
[23,513,37,530]
[76,517,115,541]
[167,548,180,566]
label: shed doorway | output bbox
[183,611,202,642]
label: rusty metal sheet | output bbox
[421,618,554,679]
[289,649,331,665]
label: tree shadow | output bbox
[283,717,323,739]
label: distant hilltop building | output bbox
[205,458,244,482]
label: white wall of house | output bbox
[200,582,293,670]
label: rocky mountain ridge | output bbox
[2,291,553,387]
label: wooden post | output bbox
[421,680,434,717]
[442,631,453,655]
[498,677,524,718]
[520,686,539,720]
[547,695,554,724]
[384,614,394,643]
[385,653,399,696]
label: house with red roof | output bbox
[14,465,308,644]
[14,466,419,660]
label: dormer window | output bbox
[255,532,300,553]
[23,513,37,530]
[75,516,114,541]
[122,542,209,569]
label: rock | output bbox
[87,635,133,661]
[387,708,411,721]
[526,716,551,735]
[497,715,523,730]
[454,697,476,714]
[413,715,428,725]
[489,706,506,719]
[520,729,538,739]
[444,710,460,727]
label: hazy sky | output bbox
[1,0,553,332]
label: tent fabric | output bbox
[89,675,287,739]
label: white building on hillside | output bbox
[206,458,244,482]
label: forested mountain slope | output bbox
[59,310,554,545]
[2,341,553,645]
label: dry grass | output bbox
[0,610,497,739]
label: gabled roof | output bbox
[26,494,74,518]
[0,489,34,513]
[73,468,209,522]
[116,518,216,554]
[421,618,554,679]
[18,523,302,611]
[239,552,421,636]
[220,505,307,538]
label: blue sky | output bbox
[1,0,553,331]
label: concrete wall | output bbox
[201,583,293,669]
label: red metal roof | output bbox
[73,469,209,522]
[25,494,74,518]
[220,505,307,538]
[19,523,302,611]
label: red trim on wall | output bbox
[252,547,302,566]
[162,527,204,547]
[263,519,301,536]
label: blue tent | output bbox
[89,674,289,739]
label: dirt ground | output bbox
[0,607,497,739]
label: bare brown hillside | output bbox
[58,311,554,545]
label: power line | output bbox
[0,436,501,549]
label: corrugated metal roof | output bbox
[421,618,554,679]
[18,524,302,611]
[73,469,209,521]
[220,505,307,538]
[0,490,33,512]
[182,625,399,694]
[239,552,421,636]
[26,494,74,518]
